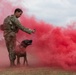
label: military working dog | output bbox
[15,40,32,65]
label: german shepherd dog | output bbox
[15,40,32,65]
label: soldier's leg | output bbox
[8,39,16,66]
[11,35,16,61]
[9,35,16,66]
[9,49,15,66]
[4,35,16,66]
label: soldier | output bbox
[3,8,35,66]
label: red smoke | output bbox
[0,0,76,70]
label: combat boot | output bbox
[10,60,16,67]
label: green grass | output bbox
[0,67,76,75]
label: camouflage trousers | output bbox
[4,32,16,66]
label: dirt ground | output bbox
[0,45,76,75]
[0,66,76,75]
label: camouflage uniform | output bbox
[3,15,33,66]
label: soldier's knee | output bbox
[9,53,16,61]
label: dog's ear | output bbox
[21,40,26,44]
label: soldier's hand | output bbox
[28,29,36,34]
[28,29,34,34]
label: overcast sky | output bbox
[4,0,76,27]
[19,0,76,27]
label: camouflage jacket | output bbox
[3,15,32,36]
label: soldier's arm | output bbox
[11,17,33,34]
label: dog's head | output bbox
[21,40,32,47]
